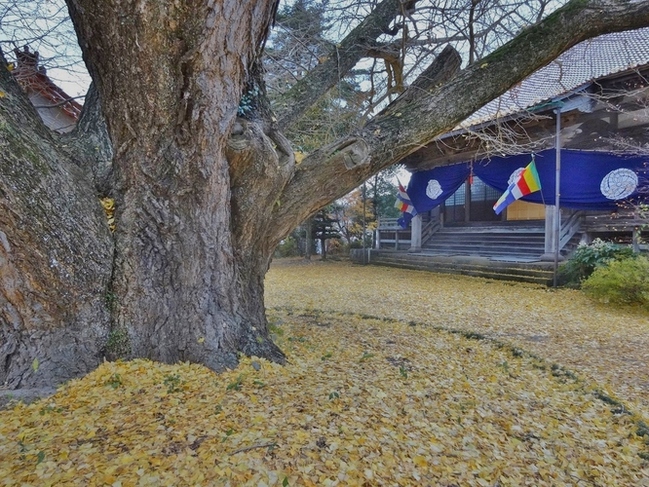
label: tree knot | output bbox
[335,139,371,170]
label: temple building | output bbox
[379,28,649,265]
[11,46,82,133]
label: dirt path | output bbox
[266,259,649,421]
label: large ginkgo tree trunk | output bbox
[2,0,649,389]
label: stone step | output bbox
[372,255,553,277]
[429,237,545,243]
[423,243,543,253]
[437,226,545,234]
[425,240,545,249]
[368,252,554,286]
[432,232,545,239]
[424,239,544,249]
[422,226,546,260]
[371,260,552,286]
[384,265,553,282]
[419,250,544,260]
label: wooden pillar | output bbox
[464,179,471,222]
[409,214,422,252]
[541,205,558,259]
[435,206,443,229]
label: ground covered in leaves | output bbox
[266,259,649,422]
[1,259,648,486]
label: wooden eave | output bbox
[402,66,649,173]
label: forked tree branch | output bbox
[274,0,418,131]
[271,0,649,241]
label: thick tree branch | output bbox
[271,0,649,240]
[62,83,114,195]
[274,0,416,131]
[0,50,114,387]
[0,49,52,140]
[270,44,462,241]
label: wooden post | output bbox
[464,179,471,222]
[543,205,556,256]
[553,110,563,287]
[410,214,422,251]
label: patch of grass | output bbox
[399,365,408,379]
[226,375,244,391]
[463,331,486,340]
[288,336,307,343]
[105,373,123,389]
[359,352,375,362]
[637,421,649,439]
[163,374,183,393]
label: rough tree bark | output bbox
[64,0,286,371]
[2,0,649,389]
[0,58,113,388]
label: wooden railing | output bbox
[377,218,401,229]
[581,211,649,252]
[559,210,584,250]
[421,216,441,246]
[582,212,649,232]
[377,218,411,250]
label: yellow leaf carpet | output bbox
[0,259,647,486]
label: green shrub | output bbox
[274,236,300,258]
[582,255,649,308]
[558,239,634,288]
[349,235,372,249]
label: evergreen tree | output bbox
[312,208,342,259]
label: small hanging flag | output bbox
[493,160,542,215]
[395,181,418,228]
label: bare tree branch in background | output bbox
[0,0,88,97]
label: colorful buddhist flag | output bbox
[493,160,542,215]
[395,182,418,228]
